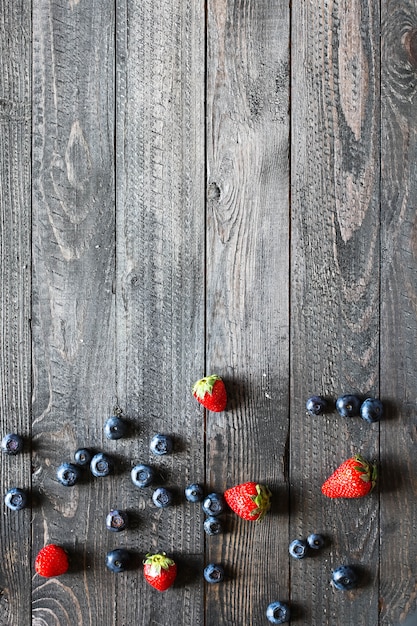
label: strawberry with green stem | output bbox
[143,552,177,591]
[321,454,377,498]
[192,374,227,412]
[224,482,272,521]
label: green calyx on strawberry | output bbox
[192,374,227,412]
[143,552,177,592]
[224,482,272,522]
[321,454,378,499]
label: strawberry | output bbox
[321,454,377,498]
[35,544,69,577]
[143,552,177,591]
[224,482,272,521]
[192,374,227,412]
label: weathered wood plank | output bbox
[115,0,206,623]
[291,0,381,623]
[0,2,32,624]
[31,1,117,624]
[205,1,290,624]
[380,3,417,623]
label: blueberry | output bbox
[57,462,81,487]
[5,487,27,511]
[105,548,132,573]
[360,397,383,423]
[203,516,223,536]
[289,538,308,559]
[203,563,224,583]
[90,452,114,477]
[306,396,327,416]
[266,601,291,624]
[331,564,359,590]
[106,509,128,532]
[185,483,204,503]
[131,464,155,488]
[307,533,325,550]
[150,434,173,456]
[104,415,129,440]
[1,433,24,455]
[335,394,361,418]
[74,448,93,467]
[202,492,225,517]
[152,487,173,508]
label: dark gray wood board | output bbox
[0,2,32,625]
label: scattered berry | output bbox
[143,552,177,591]
[202,492,226,517]
[266,601,291,624]
[203,563,224,584]
[131,463,155,488]
[321,454,377,498]
[74,448,93,467]
[192,374,227,412]
[331,564,359,590]
[150,434,173,456]
[104,415,129,440]
[90,452,114,478]
[35,544,69,577]
[307,533,325,550]
[56,462,81,487]
[105,548,132,573]
[1,433,24,455]
[335,394,361,418]
[360,397,383,423]
[152,487,173,508]
[185,483,204,503]
[4,487,27,511]
[289,538,308,559]
[106,509,128,532]
[306,396,327,416]
[224,482,271,521]
[203,516,223,536]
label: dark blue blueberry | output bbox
[105,548,132,573]
[307,533,325,550]
[203,563,224,584]
[289,538,308,559]
[4,487,27,511]
[90,452,114,477]
[331,565,359,590]
[106,509,128,532]
[74,448,93,467]
[104,415,129,440]
[152,487,173,508]
[57,462,81,487]
[266,601,291,624]
[335,394,362,418]
[203,516,223,536]
[360,398,383,423]
[1,433,24,455]
[185,483,204,503]
[149,433,173,456]
[131,464,155,488]
[306,396,327,416]
[202,492,225,517]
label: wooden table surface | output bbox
[1,1,417,624]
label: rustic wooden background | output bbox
[1,0,417,624]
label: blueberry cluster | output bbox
[1,433,28,511]
[306,393,384,423]
[289,533,326,559]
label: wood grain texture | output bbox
[31,1,117,624]
[206,1,290,624]
[115,0,206,623]
[0,2,32,625]
[380,2,417,624]
[291,0,381,624]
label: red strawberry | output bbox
[143,552,177,591]
[321,454,377,498]
[224,482,272,521]
[35,544,69,577]
[192,374,227,412]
